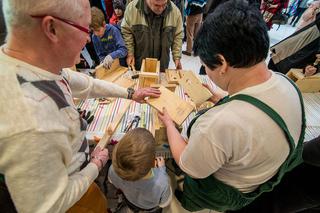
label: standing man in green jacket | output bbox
[121,0,183,72]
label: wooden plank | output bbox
[165,69,181,84]
[150,83,176,92]
[97,99,132,148]
[146,86,194,126]
[95,59,127,82]
[101,67,128,82]
[113,77,136,88]
[178,71,213,106]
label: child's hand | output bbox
[155,157,165,167]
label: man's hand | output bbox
[132,87,161,103]
[126,55,135,68]
[158,107,175,127]
[305,65,317,77]
[155,157,165,167]
[175,59,182,70]
[90,146,109,171]
[103,55,114,69]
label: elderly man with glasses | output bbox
[122,0,183,72]
[0,0,160,212]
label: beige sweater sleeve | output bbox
[0,131,99,213]
[62,68,128,99]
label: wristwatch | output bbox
[127,87,135,100]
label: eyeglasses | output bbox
[31,15,91,35]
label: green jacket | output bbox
[121,0,183,71]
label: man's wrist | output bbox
[127,87,135,99]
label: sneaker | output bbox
[182,50,191,56]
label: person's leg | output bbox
[185,15,196,54]
[193,13,203,41]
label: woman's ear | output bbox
[41,16,59,43]
[217,54,228,75]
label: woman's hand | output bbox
[158,107,175,128]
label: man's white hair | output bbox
[2,0,86,32]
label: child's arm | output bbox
[109,27,128,59]
[156,159,173,208]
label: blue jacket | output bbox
[92,24,128,62]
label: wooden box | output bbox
[139,58,160,88]
[165,69,181,84]
[287,69,320,93]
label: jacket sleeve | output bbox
[62,68,127,99]
[109,27,128,59]
[0,129,99,213]
[92,35,106,63]
[171,9,183,60]
[121,6,135,56]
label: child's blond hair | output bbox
[90,7,105,30]
[112,128,156,181]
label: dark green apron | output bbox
[180,75,306,212]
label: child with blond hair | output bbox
[108,128,172,212]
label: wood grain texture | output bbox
[146,86,194,126]
[178,71,213,105]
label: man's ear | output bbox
[217,54,228,75]
[41,16,59,43]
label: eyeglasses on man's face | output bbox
[31,15,92,35]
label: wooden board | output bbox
[178,71,213,105]
[113,77,136,88]
[165,69,181,84]
[150,83,176,92]
[146,86,194,126]
[287,69,320,93]
[95,58,128,82]
[97,99,133,148]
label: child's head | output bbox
[90,7,106,37]
[112,128,156,181]
[113,0,125,18]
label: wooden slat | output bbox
[146,86,194,126]
[97,99,132,148]
[178,71,213,106]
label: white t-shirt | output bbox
[0,47,127,213]
[179,71,302,193]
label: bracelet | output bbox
[127,87,135,100]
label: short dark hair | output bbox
[194,0,269,69]
[112,128,155,181]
